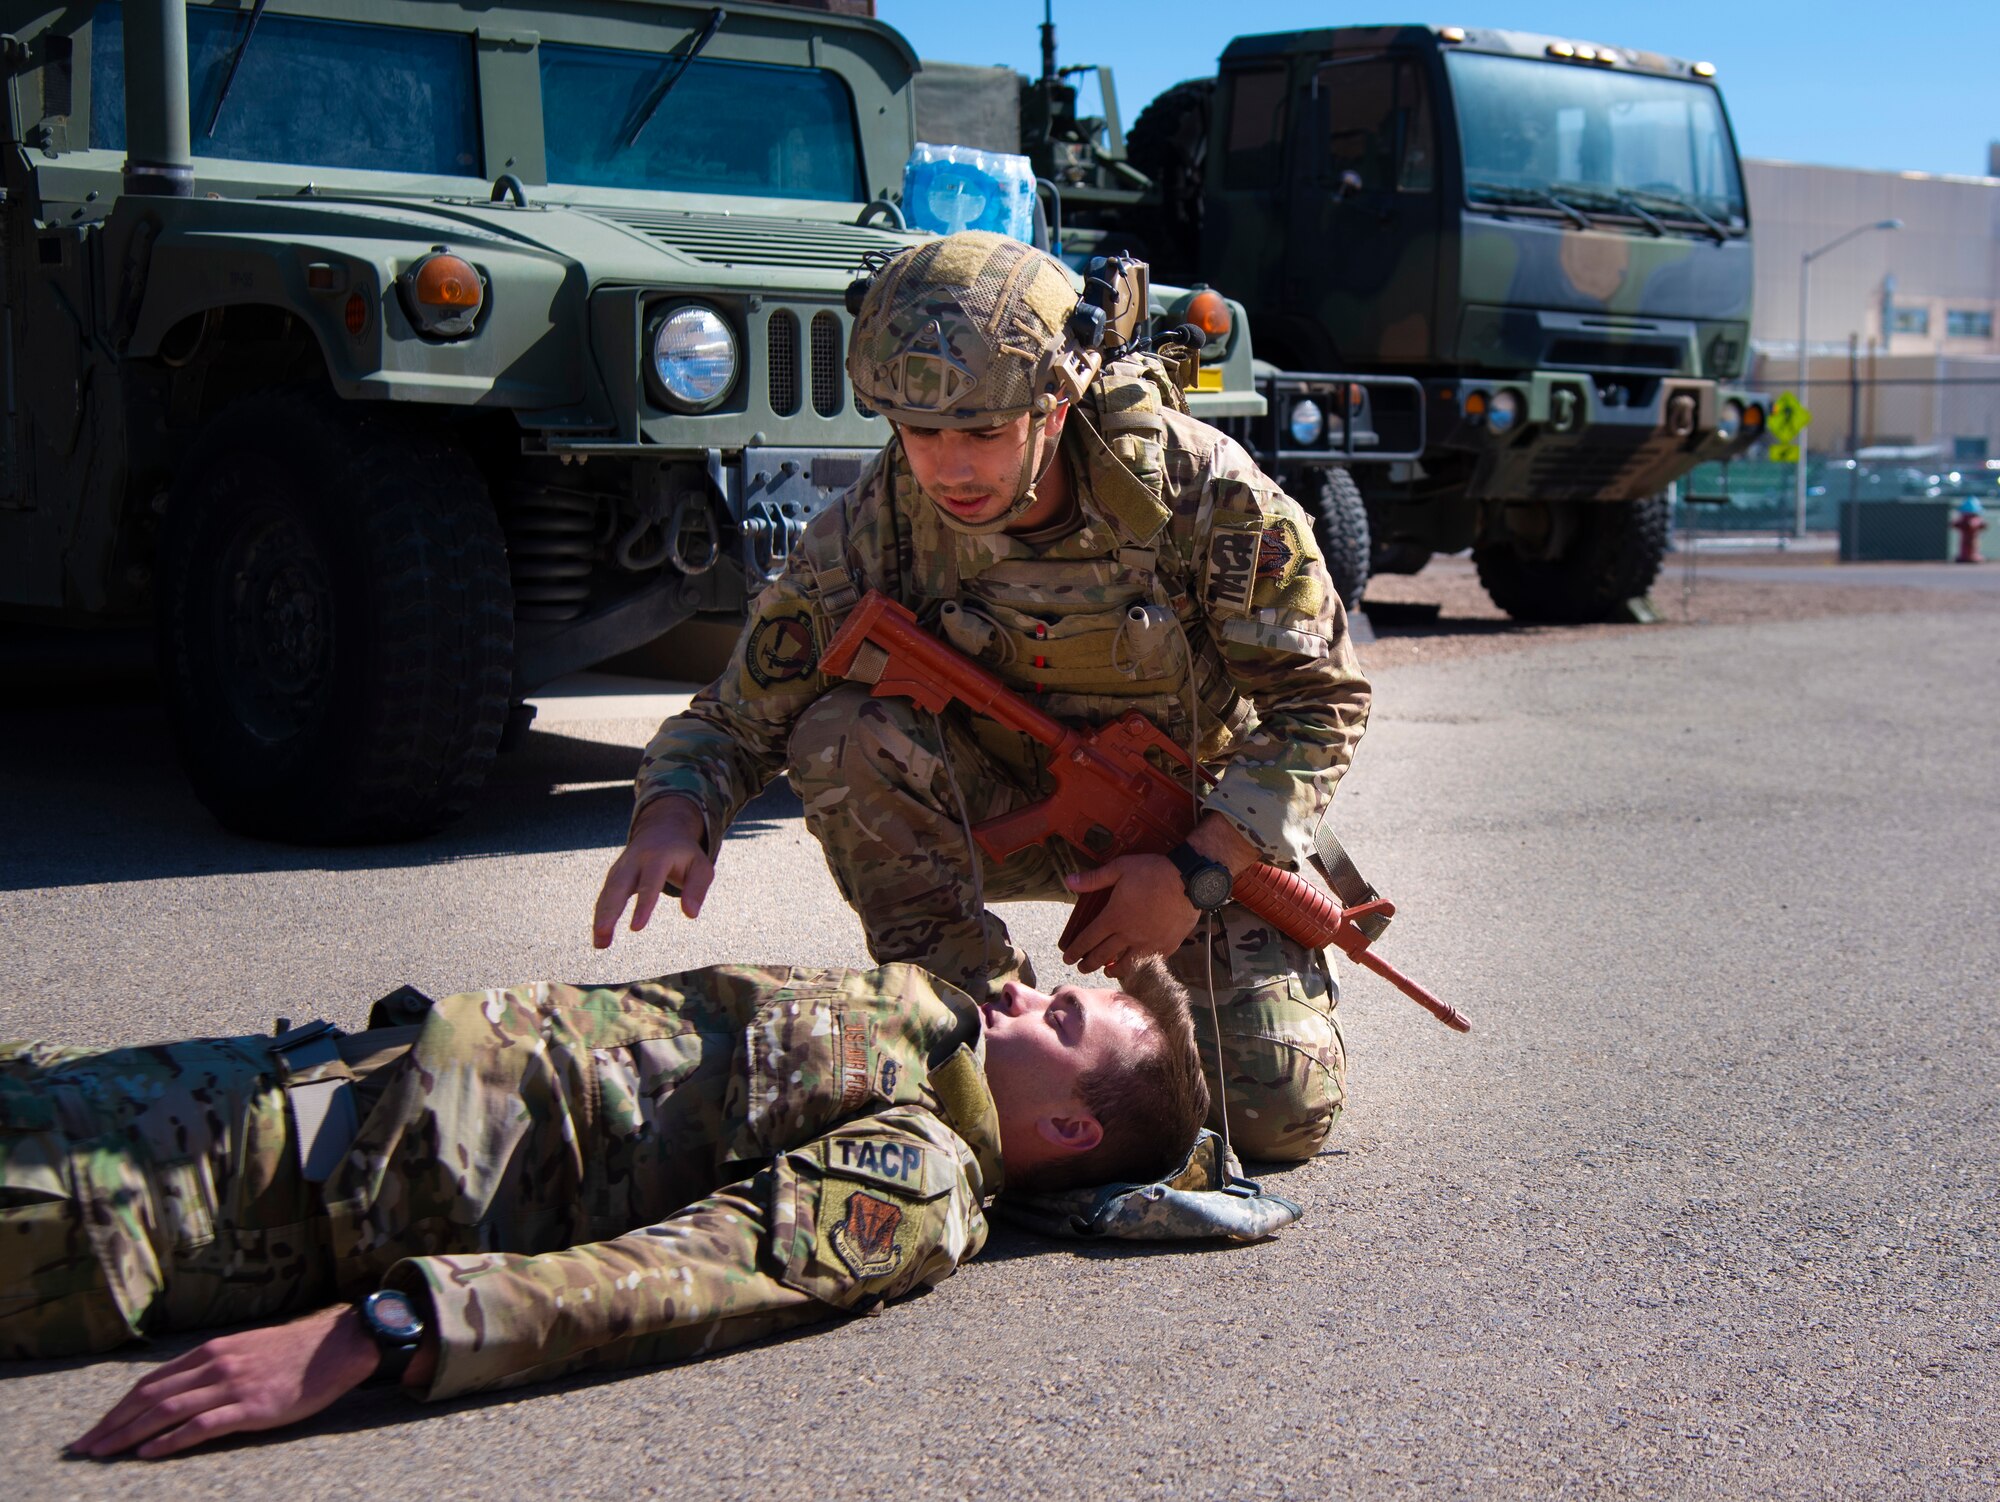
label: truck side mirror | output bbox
[1335,169,1364,201]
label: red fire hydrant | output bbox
[1954,499,1987,564]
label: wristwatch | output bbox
[357,1288,427,1386]
[1166,842,1234,912]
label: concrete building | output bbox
[1743,153,2000,460]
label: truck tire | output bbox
[1300,466,1371,611]
[157,394,514,843]
[1125,77,1214,276]
[1473,492,1672,624]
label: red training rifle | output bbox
[821,590,1469,1032]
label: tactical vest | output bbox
[801,354,1256,779]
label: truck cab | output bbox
[1188,26,1768,619]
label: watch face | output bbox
[1187,864,1233,910]
[367,1290,423,1341]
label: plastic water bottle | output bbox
[901,142,1037,243]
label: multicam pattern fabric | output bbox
[636,357,1369,1158]
[0,965,1001,1399]
[995,1128,1304,1242]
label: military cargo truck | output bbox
[1,0,1268,846]
[1048,24,1771,621]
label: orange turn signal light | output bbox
[1184,289,1233,341]
[413,253,482,309]
[1464,390,1489,419]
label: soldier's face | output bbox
[896,416,1037,527]
[979,980,1154,1159]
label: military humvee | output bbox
[0,0,1260,844]
[1056,25,1771,621]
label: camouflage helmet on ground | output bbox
[845,231,1102,431]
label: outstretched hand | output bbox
[67,1305,382,1461]
[593,794,715,948]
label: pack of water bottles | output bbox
[901,142,1037,243]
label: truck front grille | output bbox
[811,311,843,417]
[768,311,801,417]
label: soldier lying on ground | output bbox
[596,231,1371,1161]
[2,959,1207,1459]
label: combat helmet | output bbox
[845,231,1136,533]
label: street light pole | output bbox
[1795,218,1903,539]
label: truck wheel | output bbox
[1125,77,1215,276]
[157,394,514,843]
[1300,467,1371,611]
[1473,492,1672,624]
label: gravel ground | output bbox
[1356,553,1994,670]
[2,560,1995,1498]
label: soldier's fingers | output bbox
[679,853,715,919]
[78,1380,229,1457]
[1063,863,1123,893]
[591,860,640,948]
[137,1402,252,1460]
[70,1360,210,1453]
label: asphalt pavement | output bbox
[3,587,1996,1498]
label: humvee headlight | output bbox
[1288,398,1325,447]
[398,251,484,340]
[1487,388,1522,434]
[651,305,737,410]
[1718,399,1745,443]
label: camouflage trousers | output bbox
[789,685,1346,1160]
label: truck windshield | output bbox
[540,43,863,201]
[1447,51,1746,231]
[89,0,482,177]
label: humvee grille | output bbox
[769,311,801,417]
[590,208,908,271]
[811,312,843,416]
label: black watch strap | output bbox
[1166,841,1233,911]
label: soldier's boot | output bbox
[1171,910,1346,1162]
[788,685,1058,998]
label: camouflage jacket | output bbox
[636,359,1371,875]
[326,964,1000,1400]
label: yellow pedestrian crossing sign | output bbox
[1768,392,1812,444]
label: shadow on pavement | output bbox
[0,687,803,893]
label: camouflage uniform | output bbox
[637,328,1371,1158]
[0,964,999,1399]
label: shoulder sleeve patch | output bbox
[744,607,821,690]
[1205,514,1264,619]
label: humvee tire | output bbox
[1124,77,1215,276]
[1473,492,1672,624]
[157,395,514,843]
[1300,466,1371,611]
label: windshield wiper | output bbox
[618,7,727,150]
[1546,181,1667,237]
[1466,178,1592,229]
[1624,187,1732,243]
[203,0,270,137]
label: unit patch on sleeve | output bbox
[745,608,820,689]
[827,1187,908,1278]
[1206,519,1263,618]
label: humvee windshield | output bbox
[89,0,482,176]
[540,44,863,201]
[1448,51,1746,230]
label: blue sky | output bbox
[876,1,2000,180]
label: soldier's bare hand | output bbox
[67,1304,381,1460]
[593,794,716,948]
[1061,855,1200,974]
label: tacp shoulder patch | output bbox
[745,608,820,689]
[1206,514,1264,618]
